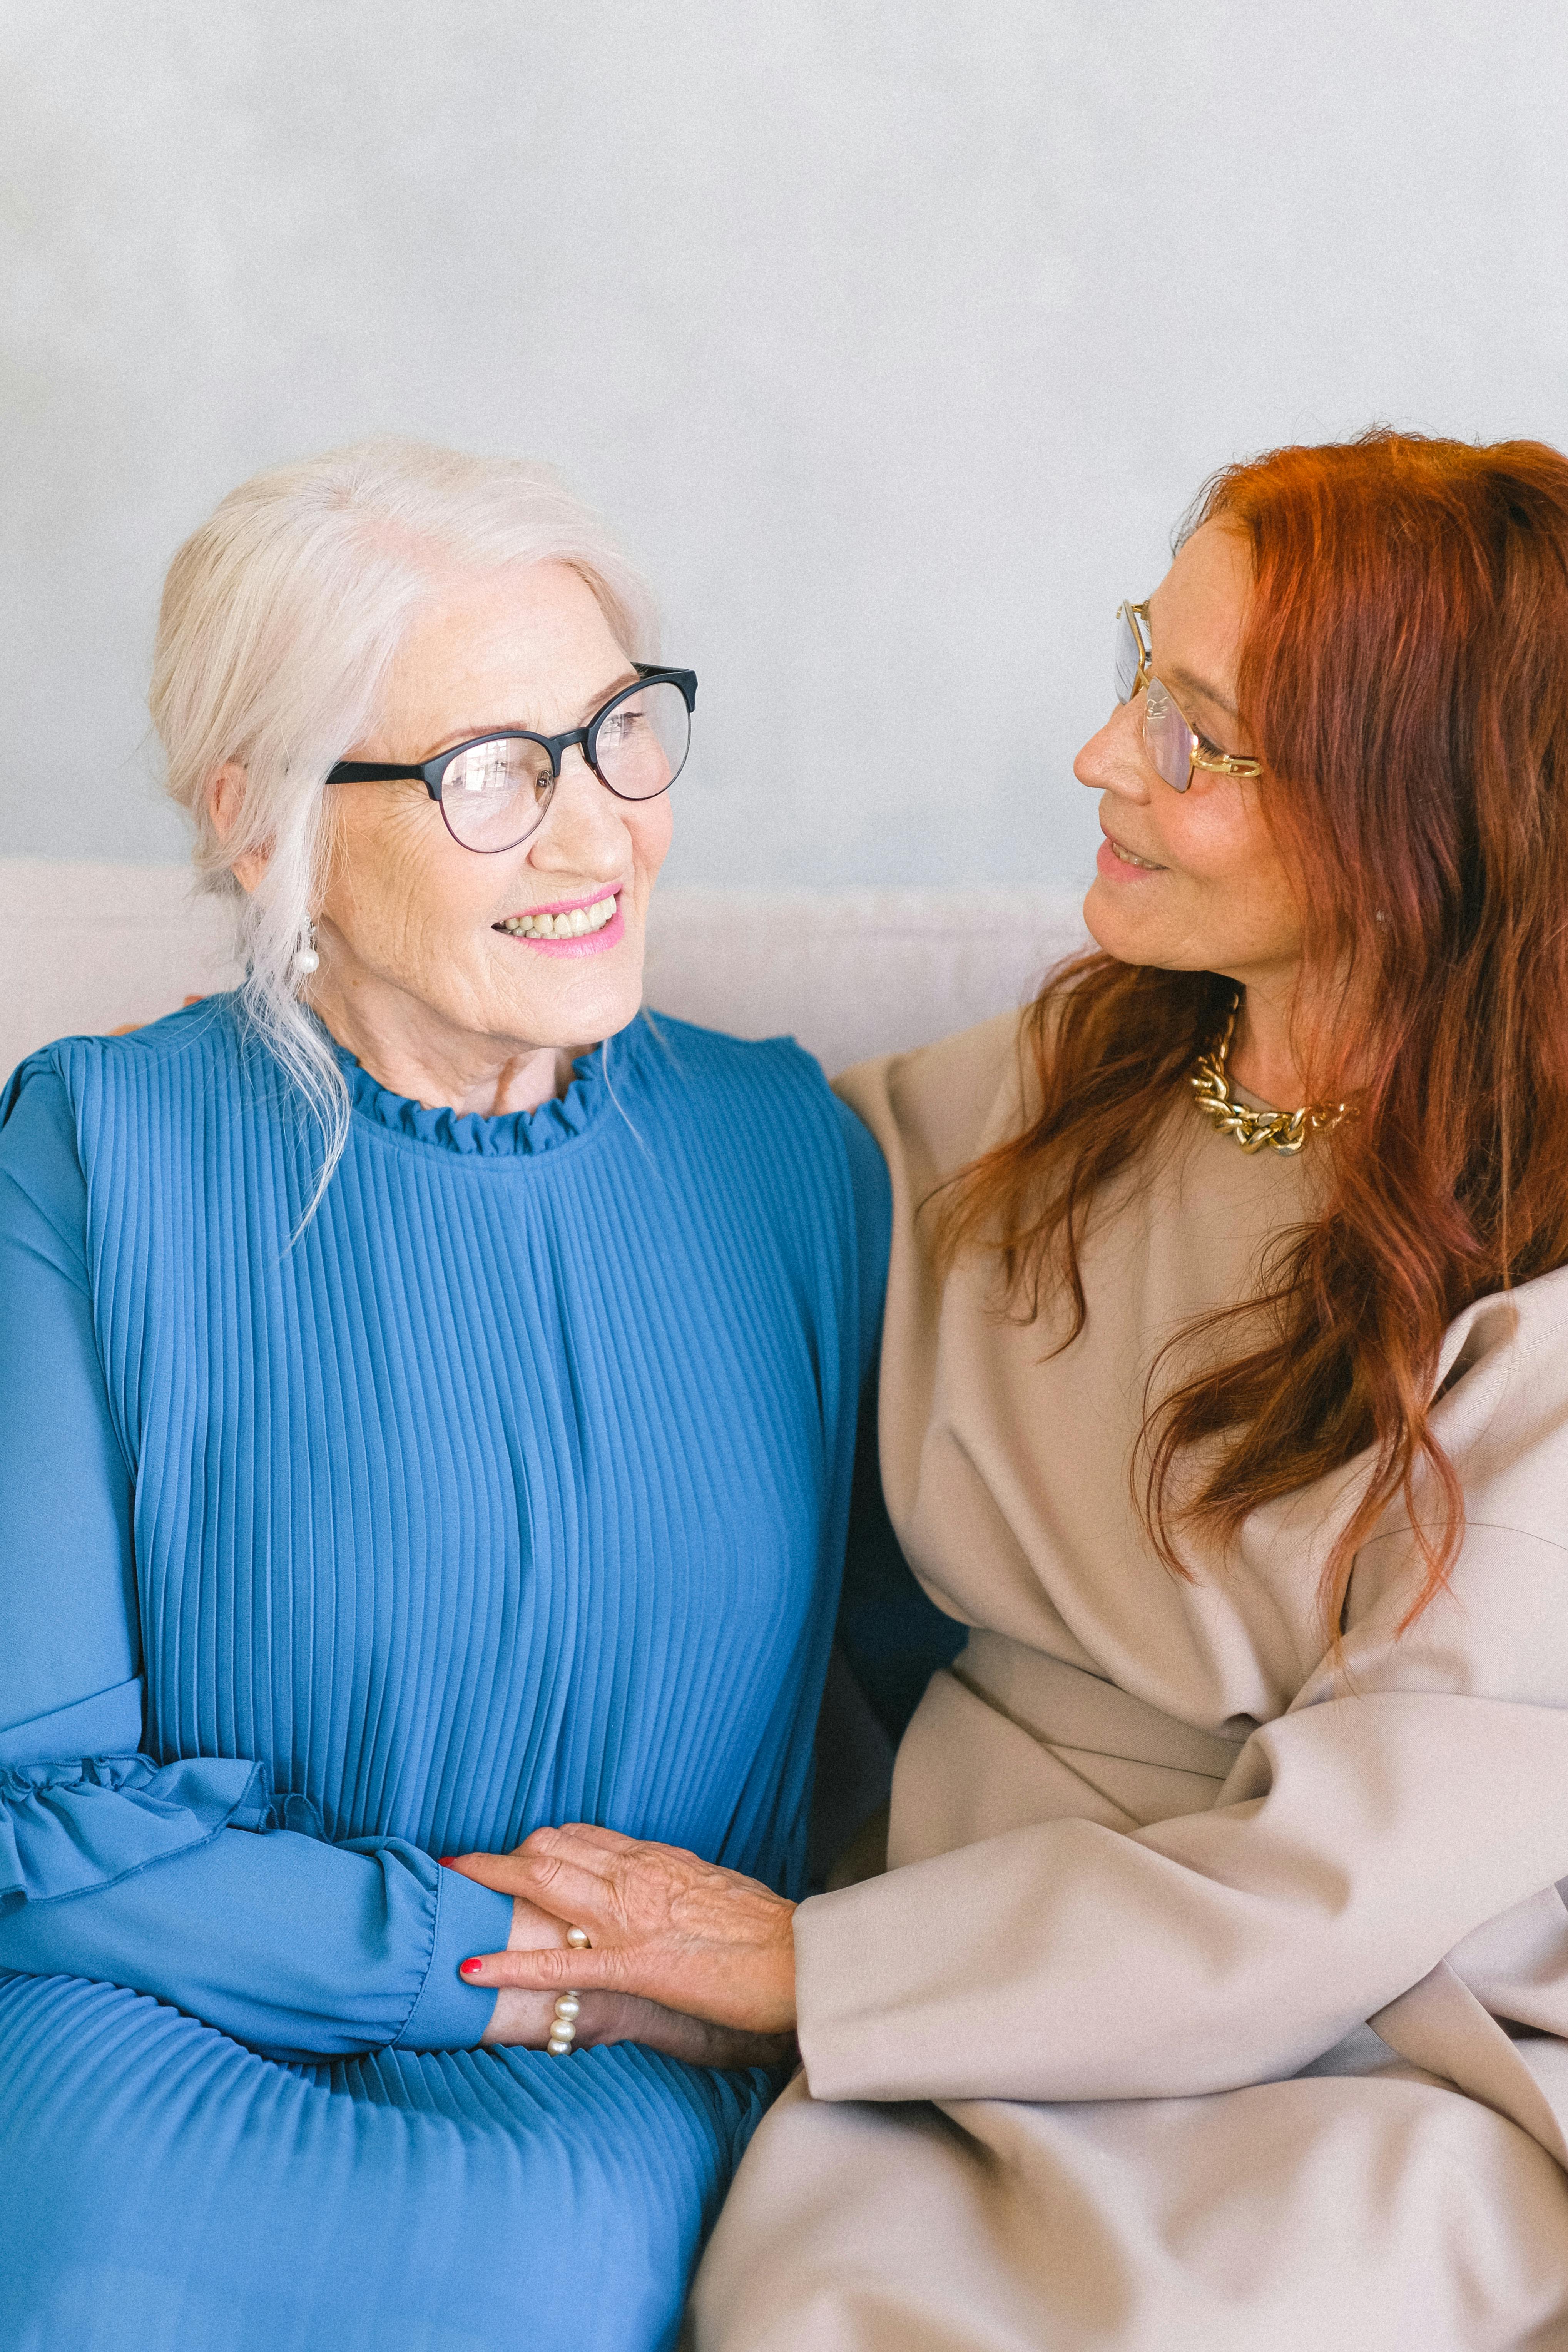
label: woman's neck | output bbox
[309,969,582,1118]
[1224,971,1307,1109]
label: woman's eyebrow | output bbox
[426,672,642,756]
[1145,596,1239,723]
[1163,662,1239,724]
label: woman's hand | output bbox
[468,1884,582,2051]
[458,1877,790,2065]
[444,1825,798,2038]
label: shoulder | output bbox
[1338,1264,1568,1683]
[632,1011,883,1310]
[1429,1269,1568,1523]
[0,1050,87,1272]
[1341,1266,1568,1605]
[1,996,248,1195]
[833,1011,1025,1197]
[0,1012,233,1270]
[633,1008,846,1147]
[3,994,242,1117]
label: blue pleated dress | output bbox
[0,996,888,2352]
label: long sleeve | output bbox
[831,1093,893,1399]
[796,1277,1568,2107]
[0,1065,513,2061]
[828,1093,964,1745]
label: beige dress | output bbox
[689,1013,1568,2352]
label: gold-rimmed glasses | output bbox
[1114,600,1262,794]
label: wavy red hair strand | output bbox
[935,431,1568,1640]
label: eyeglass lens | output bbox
[1113,607,1144,708]
[441,737,557,853]
[1112,608,1193,793]
[437,680,692,854]
[593,679,691,802]
[1142,680,1195,793]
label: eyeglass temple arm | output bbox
[1192,747,1264,779]
[325,762,439,785]
[325,761,433,783]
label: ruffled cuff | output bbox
[0,1750,270,1906]
[392,1864,513,2050]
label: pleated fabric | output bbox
[0,997,883,2352]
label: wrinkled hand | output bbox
[445,1825,798,2037]
[459,1879,789,2067]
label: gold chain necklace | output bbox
[1190,998,1349,1157]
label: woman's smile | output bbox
[494,886,624,952]
[1096,827,1167,876]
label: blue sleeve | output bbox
[832,1094,892,1394]
[0,1062,513,2062]
[828,1093,966,1745]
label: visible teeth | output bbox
[1112,839,1161,871]
[498,895,618,941]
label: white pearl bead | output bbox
[293,950,319,975]
[553,1996,582,2021]
[565,1926,591,1949]
[547,2034,574,2055]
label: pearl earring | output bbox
[293,919,319,976]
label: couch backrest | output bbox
[0,859,1088,1081]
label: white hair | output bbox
[149,435,660,1194]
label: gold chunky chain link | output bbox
[1189,1000,1349,1157]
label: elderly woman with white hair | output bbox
[0,441,887,2352]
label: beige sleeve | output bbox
[834,1011,1025,1200]
[795,1278,1568,2106]
[834,1012,1026,1560]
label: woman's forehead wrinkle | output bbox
[418,670,642,761]
[1145,586,1239,722]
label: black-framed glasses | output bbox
[1114,601,1262,794]
[326,665,697,855]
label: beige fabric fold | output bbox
[1370,1960,1568,2170]
[690,1012,1568,2351]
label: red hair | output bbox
[937,431,1568,1637]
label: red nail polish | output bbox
[460,1959,482,1976]
[438,1858,456,1870]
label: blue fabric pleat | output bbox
[0,998,887,2352]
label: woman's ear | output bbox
[208,762,269,895]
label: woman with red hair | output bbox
[454,432,1568,2346]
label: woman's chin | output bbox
[488,952,646,1051]
[1082,878,1205,974]
[1082,877,1154,966]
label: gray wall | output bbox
[3,2,1564,887]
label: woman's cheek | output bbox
[631,797,674,887]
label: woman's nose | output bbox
[532,744,628,871]
[1074,699,1151,801]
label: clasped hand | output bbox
[443,1825,798,2071]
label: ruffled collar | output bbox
[331,1026,628,1159]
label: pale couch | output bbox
[0,860,1088,1083]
